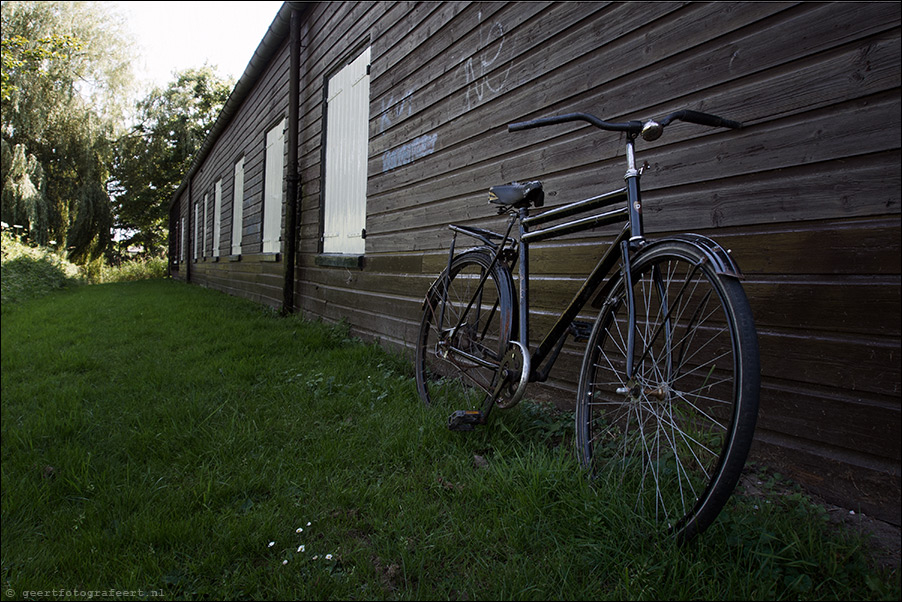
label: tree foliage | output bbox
[1,1,134,263]
[1,31,82,104]
[112,67,233,256]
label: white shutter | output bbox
[201,194,208,257]
[323,47,370,255]
[180,216,186,262]
[263,119,286,254]
[213,179,222,257]
[231,157,244,256]
[194,201,200,259]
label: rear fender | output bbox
[422,248,518,320]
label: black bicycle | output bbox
[414,109,760,542]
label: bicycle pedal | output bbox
[569,320,594,342]
[447,410,483,431]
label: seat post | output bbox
[517,206,530,349]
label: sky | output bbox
[111,1,286,89]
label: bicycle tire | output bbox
[415,250,516,411]
[575,239,759,542]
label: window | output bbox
[201,194,208,257]
[323,46,371,255]
[213,179,223,258]
[180,216,186,262]
[232,157,244,256]
[263,119,286,254]
[194,201,201,260]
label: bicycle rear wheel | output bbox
[416,250,515,412]
[576,239,759,542]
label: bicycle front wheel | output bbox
[576,239,759,542]
[415,250,515,412]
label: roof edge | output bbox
[168,1,307,210]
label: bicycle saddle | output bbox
[488,181,544,210]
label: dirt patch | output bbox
[824,502,901,573]
[738,471,900,573]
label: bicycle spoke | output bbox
[416,251,513,413]
[577,242,758,542]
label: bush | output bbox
[99,256,168,283]
[0,231,83,305]
[1,231,168,306]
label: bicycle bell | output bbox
[641,120,663,141]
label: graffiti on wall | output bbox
[462,11,513,111]
[378,89,415,135]
[382,133,438,173]
[378,12,513,172]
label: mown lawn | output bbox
[1,279,898,600]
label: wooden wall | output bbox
[171,25,292,308]
[171,2,901,524]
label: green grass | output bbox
[1,280,899,600]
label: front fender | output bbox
[590,233,744,310]
[644,234,744,279]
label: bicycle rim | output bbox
[416,251,514,411]
[576,241,759,541]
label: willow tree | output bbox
[1,1,134,263]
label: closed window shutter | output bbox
[194,202,200,259]
[263,119,286,254]
[232,157,244,256]
[323,47,370,255]
[201,194,208,257]
[213,179,222,257]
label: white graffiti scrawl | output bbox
[462,11,513,110]
[382,133,438,173]
[378,89,414,134]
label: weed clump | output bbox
[1,231,83,305]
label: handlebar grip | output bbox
[664,109,743,130]
[508,120,541,132]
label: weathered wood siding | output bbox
[171,31,292,308]
[171,2,901,523]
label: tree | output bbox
[1,32,82,104]
[1,1,134,262]
[112,67,233,256]
[1,140,44,233]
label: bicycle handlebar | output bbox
[508,113,643,134]
[508,109,742,141]
[659,110,742,130]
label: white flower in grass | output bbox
[298,545,305,553]
[268,541,275,548]
[313,555,319,560]
[325,554,333,560]
[296,527,303,533]
[307,521,312,526]
[282,559,289,565]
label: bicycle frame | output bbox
[517,191,630,383]
[425,108,757,541]
[443,137,647,400]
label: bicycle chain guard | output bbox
[493,340,530,409]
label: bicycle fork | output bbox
[622,135,645,382]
